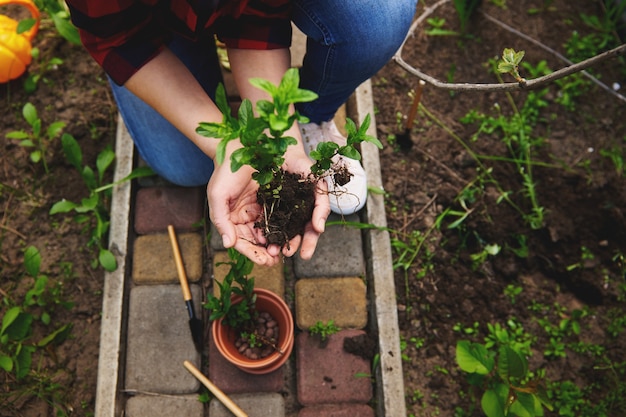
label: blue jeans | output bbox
[111,0,418,186]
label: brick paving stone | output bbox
[295,277,367,330]
[212,250,285,297]
[209,392,285,417]
[207,331,284,394]
[296,330,372,406]
[125,285,202,393]
[298,404,375,417]
[134,186,204,235]
[132,232,203,284]
[125,394,203,417]
[294,214,365,278]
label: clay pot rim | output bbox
[212,288,294,372]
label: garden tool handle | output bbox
[183,361,249,417]
[167,225,192,302]
[0,0,40,41]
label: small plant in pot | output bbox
[197,68,382,249]
[205,248,294,374]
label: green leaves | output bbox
[457,339,551,417]
[497,345,528,381]
[5,102,66,173]
[0,306,34,379]
[456,340,495,374]
[205,249,258,330]
[198,69,318,184]
[52,134,153,272]
[498,48,526,82]
[310,114,382,177]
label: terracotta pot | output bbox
[212,288,294,374]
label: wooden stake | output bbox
[183,361,248,417]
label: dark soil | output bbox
[1,1,625,416]
[256,170,316,247]
[372,1,626,416]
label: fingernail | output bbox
[318,218,326,232]
[222,234,232,247]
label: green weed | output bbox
[600,137,626,177]
[503,284,523,304]
[5,102,65,174]
[50,134,154,271]
[308,320,340,342]
[456,340,552,417]
[1,246,72,380]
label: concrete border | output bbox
[350,81,407,417]
[95,114,134,417]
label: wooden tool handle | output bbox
[168,225,192,302]
[183,361,248,417]
[406,80,426,131]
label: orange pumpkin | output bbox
[0,0,40,83]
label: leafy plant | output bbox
[460,73,548,230]
[484,320,535,356]
[565,1,626,65]
[470,242,501,270]
[308,320,340,342]
[0,246,72,380]
[22,47,65,93]
[5,102,65,173]
[498,48,526,83]
[205,248,282,353]
[198,68,317,186]
[31,0,81,45]
[503,284,523,304]
[600,137,626,176]
[309,113,382,180]
[50,134,154,271]
[456,340,553,417]
[424,17,459,36]
[205,248,257,330]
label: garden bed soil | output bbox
[373,1,626,415]
[1,0,625,416]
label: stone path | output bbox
[125,181,375,416]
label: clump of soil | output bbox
[343,333,377,360]
[255,170,317,247]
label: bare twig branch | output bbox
[0,224,27,240]
[394,0,626,102]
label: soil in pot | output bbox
[234,311,280,360]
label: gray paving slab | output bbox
[209,392,285,417]
[294,214,365,278]
[125,394,204,417]
[125,285,202,394]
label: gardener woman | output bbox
[65,0,417,266]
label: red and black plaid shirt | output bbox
[65,0,292,85]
